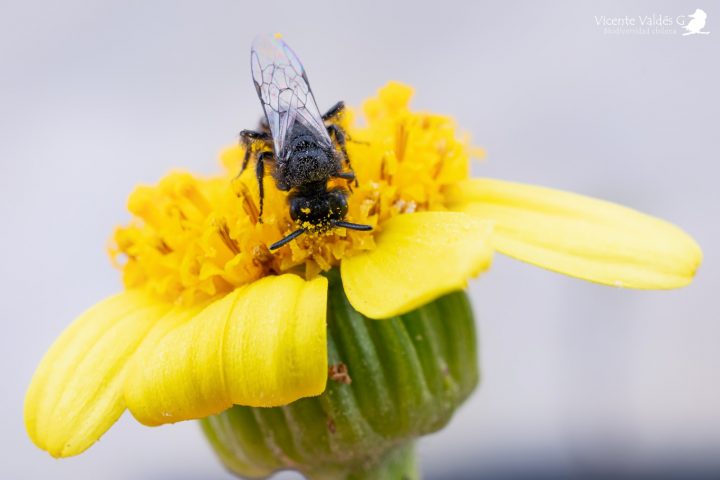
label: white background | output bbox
[1,1,718,478]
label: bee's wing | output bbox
[250,35,332,156]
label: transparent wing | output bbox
[250,35,332,156]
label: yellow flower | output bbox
[25,82,701,458]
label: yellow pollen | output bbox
[110,82,474,305]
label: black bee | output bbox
[239,34,371,250]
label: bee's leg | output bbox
[333,171,356,192]
[238,129,271,177]
[327,123,359,187]
[323,101,368,145]
[322,101,345,122]
[255,150,274,223]
[334,171,355,181]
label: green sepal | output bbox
[201,270,478,479]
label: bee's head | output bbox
[270,184,371,251]
[289,187,348,231]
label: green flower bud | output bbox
[201,270,478,479]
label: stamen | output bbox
[395,122,408,162]
[433,138,447,179]
[217,221,240,255]
[252,244,274,267]
[236,183,260,225]
[179,183,212,215]
[157,240,173,254]
[380,155,393,183]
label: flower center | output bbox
[110,82,476,305]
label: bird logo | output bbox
[682,9,710,35]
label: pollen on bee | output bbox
[301,207,311,214]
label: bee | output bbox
[239,34,371,250]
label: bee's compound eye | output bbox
[289,197,311,222]
[327,191,348,220]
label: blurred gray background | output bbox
[1,1,718,478]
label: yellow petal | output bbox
[446,178,702,289]
[124,274,328,425]
[24,292,169,457]
[341,212,493,319]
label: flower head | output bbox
[25,82,701,458]
[112,82,476,304]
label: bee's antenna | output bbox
[334,221,373,231]
[269,228,306,250]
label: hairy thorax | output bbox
[274,132,339,191]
